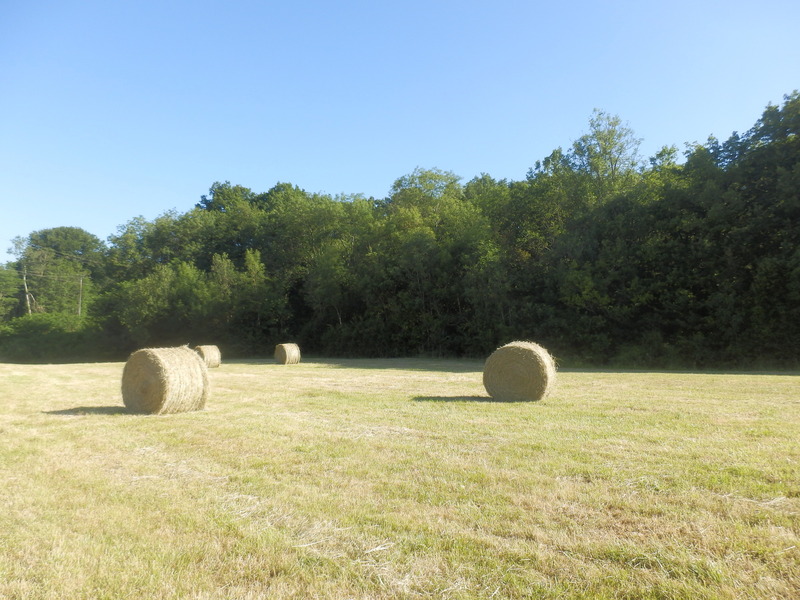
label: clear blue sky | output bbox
[2,0,798,261]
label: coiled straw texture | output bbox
[483,341,556,402]
[194,344,221,368]
[274,343,301,365]
[121,346,209,414]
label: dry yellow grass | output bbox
[1,358,798,599]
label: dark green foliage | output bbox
[1,94,798,367]
[0,313,113,363]
[0,266,21,320]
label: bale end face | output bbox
[122,346,209,414]
[194,344,221,368]
[274,343,301,365]
[482,341,556,402]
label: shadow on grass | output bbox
[414,395,524,403]
[45,406,133,416]
[225,357,485,373]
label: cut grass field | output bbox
[1,358,798,599]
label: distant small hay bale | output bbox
[274,343,301,365]
[194,345,221,368]
[121,346,209,414]
[482,341,557,402]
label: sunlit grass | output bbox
[1,359,798,599]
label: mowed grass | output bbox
[1,358,798,600]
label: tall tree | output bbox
[571,109,643,203]
[196,181,256,212]
[11,227,106,316]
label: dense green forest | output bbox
[2,93,798,367]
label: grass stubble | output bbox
[0,359,798,599]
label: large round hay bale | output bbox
[121,346,209,414]
[482,341,556,402]
[194,344,221,368]
[274,343,301,365]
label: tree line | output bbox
[2,93,798,367]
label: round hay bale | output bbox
[274,343,301,365]
[482,341,556,402]
[194,344,221,368]
[121,346,209,414]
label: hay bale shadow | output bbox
[45,406,134,416]
[414,395,499,403]
[317,358,484,373]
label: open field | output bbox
[1,358,798,599]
